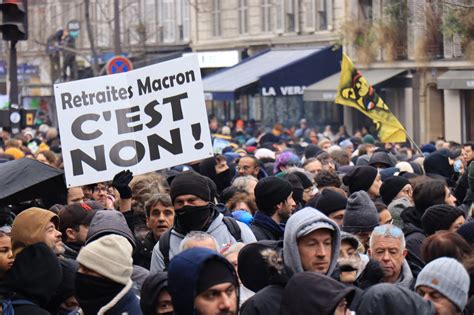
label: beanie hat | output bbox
[340,231,360,250]
[362,134,375,144]
[339,139,353,150]
[197,258,236,295]
[254,177,293,213]
[356,155,370,166]
[342,166,378,194]
[170,171,211,203]
[342,191,379,233]
[380,176,410,205]
[379,167,400,182]
[85,210,136,248]
[416,257,470,311]
[11,207,59,257]
[77,234,133,285]
[304,144,323,159]
[369,151,395,168]
[283,173,304,204]
[457,220,474,244]
[421,204,465,236]
[421,143,436,154]
[292,171,313,189]
[307,189,347,216]
[387,196,411,228]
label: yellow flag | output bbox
[335,54,406,143]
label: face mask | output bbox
[174,204,211,234]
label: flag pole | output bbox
[404,131,422,154]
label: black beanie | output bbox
[307,189,347,216]
[380,176,410,205]
[421,204,465,236]
[283,173,304,204]
[197,258,236,295]
[304,144,323,159]
[255,177,293,213]
[342,166,378,194]
[292,171,313,189]
[170,171,211,203]
[342,191,379,233]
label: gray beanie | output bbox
[415,257,470,312]
[342,191,379,233]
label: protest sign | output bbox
[54,55,213,187]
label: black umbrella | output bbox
[0,158,67,207]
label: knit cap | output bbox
[342,191,379,233]
[306,189,347,216]
[362,134,375,144]
[342,166,378,194]
[77,234,133,285]
[421,204,465,236]
[11,207,59,257]
[457,220,474,245]
[380,176,410,205]
[415,257,470,311]
[283,173,304,204]
[254,177,293,213]
[169,171,211,203]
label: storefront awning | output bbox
[203,46,341,101]
[303,68,407,102]
[437,70,474,90]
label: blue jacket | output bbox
[168,248,239,315]
[88,280,142,315]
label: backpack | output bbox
[159,216,242,269]
[0,298,36,315]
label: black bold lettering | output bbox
[71,145,107,176]
[185,70,195,82]
[137,77,152,95]
[128,86,134,98]
[115,106,143,134]
[71,113,102,140]
[176,73,185,85]
[73,95,82,107]
[109,140,145,167]
[148,128,183,161]
[162,76,170,89]
[61,92,73,110]
[163,93,188,121]
[118,88,128,99]
[144,100,162,129]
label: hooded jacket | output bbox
[167,247,239,315]
[150,212,256,273]
[283,207,340,274]
[355,283,435,315]
[0,243,62,315]
[424,151,455,187]
[280,272,357,315]
[140,272,168,315]
[401,206,426,277]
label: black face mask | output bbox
[174,204,212,234]
[75,273,124,315]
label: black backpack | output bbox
[159,216,242,269]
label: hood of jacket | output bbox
[2,243,62,307]
[400,206,423,230]
[355,283,435,315]
[85,210,136,249]
[140,272,168,315]
[280,272,356,315]
[168,247,238,315]
[283,207,340,274]
[424,151,454,180]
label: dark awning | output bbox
[303,68,407,102]
[437,70,474,90]
[203,46,341,100]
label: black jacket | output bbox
[250,212,284,241]
[401,206,426,278]
[0,243,62,315]
[240,285,284,315]
[134,231,157,270]
[140,272,168,315]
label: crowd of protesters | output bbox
[0,116,473,315]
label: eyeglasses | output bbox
[372,225,403,238]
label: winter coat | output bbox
[401,206,426,278]
[140,272,168,315]
[150,212,256,273]
[133,231,157,270]
[0,243,62,315]
[355,283,435,315]
[240,285,284,315]
[251,212,284,241]
[280,272,357,315]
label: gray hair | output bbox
[369,224,406,250]
[232,175,258,193]
[221,242,245,258]
[179,231,219,252]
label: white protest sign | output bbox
[54,55,213,187]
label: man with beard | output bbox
[150,171,256,272]
[168,247,239,315]
[11,207,65,257]
[134,194,175,269]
